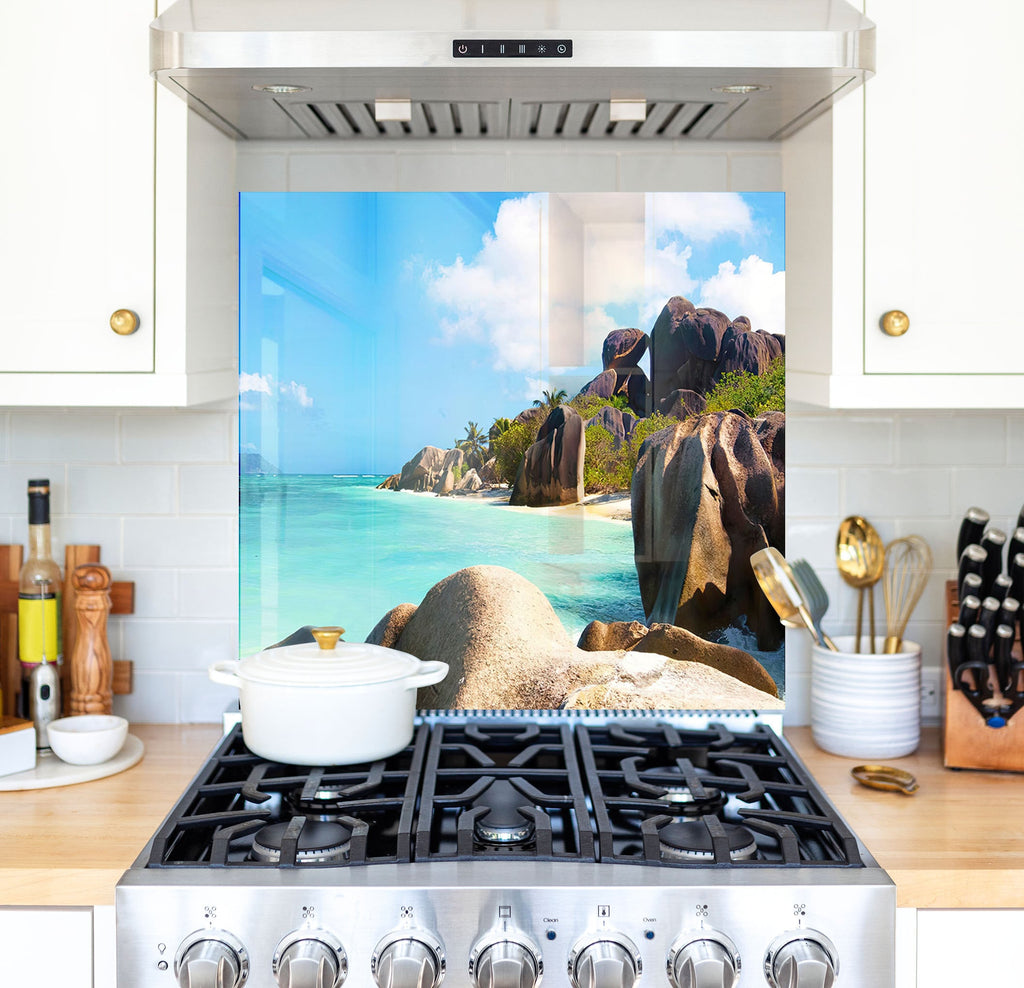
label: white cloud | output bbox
[280,380,313,408]
[239,372,272,394]
[424,195,544,373]
[699,255,785,335]
[524,376,549,401]
[642,241,699,325]
[652,192,753,243]
[239,371,314,409]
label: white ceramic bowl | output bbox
[47,715,128,765]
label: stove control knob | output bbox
[568,934,642,988]
[273,931,347,988]
[469,932,543,988]
[668,932,740,988]
[174,930,249,988]
[372,931,445,988]
[764,931,838,988]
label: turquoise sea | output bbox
[239,475,645,655]
[239,475,784,693]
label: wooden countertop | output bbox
[0,725,1020,909]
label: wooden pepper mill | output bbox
[69,563,113,715]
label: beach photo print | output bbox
[239,191,785,711]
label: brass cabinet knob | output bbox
[880,310,910,337]
[109,309,140,336]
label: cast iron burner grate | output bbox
[142,720,863,870]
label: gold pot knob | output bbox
[880,310,910,337]
[311,626,346,650]
[109,309,140,336]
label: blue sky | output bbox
[239,191,784,475]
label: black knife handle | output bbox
[998,596,1020,631]
[995,624,1016,694]
[1009,527,1024,568]
[947,623,967,689]
[959,545,989,598]
[1011,553,1024,605]
[980,529,1008,589]
[990,573,1014,603]
[966,624,993,698]
[958,594,982,628]
[978,596,1002,650]
[957,507,990,562]
[1017,503,1024,535]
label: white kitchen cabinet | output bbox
[785,0,1024,409]
[916,910,1023,985]
[0,0,236,407]
[0,907,94,988]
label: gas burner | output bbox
[656,784,727,817]
[472,780,536,845]
[657,821,758,863]
[251,820,352,864]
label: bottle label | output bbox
[18,594,62,666]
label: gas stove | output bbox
[117,713,894,987]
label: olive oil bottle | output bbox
[18,479,62,724]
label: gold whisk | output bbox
[882,535,933,654]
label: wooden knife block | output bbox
[943,581,1024,772]
[0,544,134,718]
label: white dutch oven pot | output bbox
[209,627,448,765]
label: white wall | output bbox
[3,140,1020,723]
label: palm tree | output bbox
[488,417,513,454]
[455,421,487,460]
[532,388,568,413]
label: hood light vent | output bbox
[279,98,735,140]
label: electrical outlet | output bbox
[920,667,942,720]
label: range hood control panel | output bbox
[452,40,573,58]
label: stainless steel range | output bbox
[116,713,894,988]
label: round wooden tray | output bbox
[0,734,143,791]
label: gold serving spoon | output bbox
[836,516,885,653]
[751,547,839,651]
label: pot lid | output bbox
[239,628,424,687]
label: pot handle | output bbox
[405,660,449,690]
[209,660,243,689]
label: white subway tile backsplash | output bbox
[843,467,951,518]
[113,670,181,724]
[179,569,238,619]
[617,153,728,192]
[0,464,67,514]
[124,517,236,567]
[784,468,840,517]
[898,414,1006,466]
[950,468,1024,527]
[787,414,893,466]
[118,569,180,619]
[122,619,237,672]
[1008,416,1024,464]
[50,516,124,567]
[68,465,176,515]
[180,672,239,724]
[9,412,117,462]
[290,153,399,191]
[120,412,229,463]
[181,465,238,515]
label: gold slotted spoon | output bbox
[836,516,885,653]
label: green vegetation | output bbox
[703,356,785,417]
[569,393,630,419]
[491,420,540,484]
[532,388,568,413]
[582,412,675,494]
[455,421,487,460]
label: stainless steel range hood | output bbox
[151,0,874,142]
